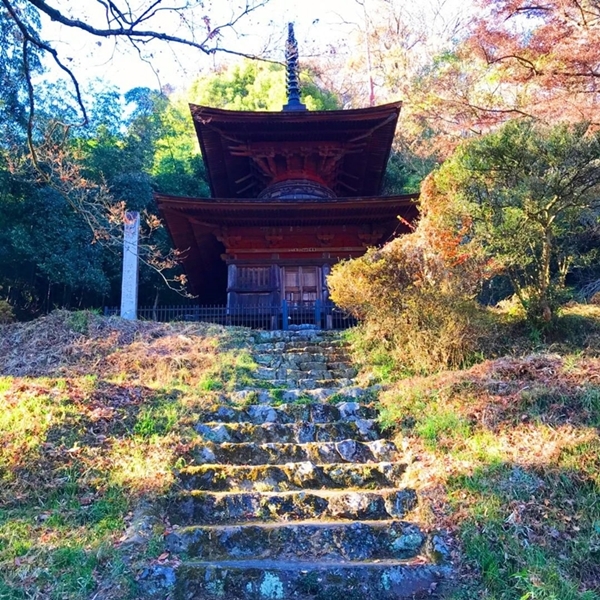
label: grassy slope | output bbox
[372,305,600,600]
[0,311,256,600]
[1,307,599,599]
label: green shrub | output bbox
[328,220,488,374]
[0,300,15,324]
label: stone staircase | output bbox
[160,328,450,599]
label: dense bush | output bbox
[329,194,491,374]
[0,300,15,324]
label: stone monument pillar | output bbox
[120,211,140,320]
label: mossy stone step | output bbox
[248,378,351,390]
[252,340,348,351]
[196,403,378,425]
[178,461,406,492]
[252,348,352,370]
[170,559,446,600]
[171,488,418,525]
[165,519,425,561]
[297,377,353,390]
[253,353,330,366]
[195,420,379,444]
[254,368,351,384]
[189,439,398,466]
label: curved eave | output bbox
[190,102,402,199]
[156,193,418,227]
[189,101,402,122]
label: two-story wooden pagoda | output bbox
[156,24,417,310]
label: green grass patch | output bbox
[196,374,224,391]
[0,377,12,393]
[134,403,179,438]
[415,410,471,449]
[447,461,600,599]
[195,348,258,394]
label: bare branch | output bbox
[26,0,270,54]
[1,0,274,171]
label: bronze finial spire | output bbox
[282,22,307,111]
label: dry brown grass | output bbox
[379,349,600,598]
[0,310,250,385]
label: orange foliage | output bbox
[328,173,493,372]
[467,0,600,125]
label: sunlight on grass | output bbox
[133,404,179,438]
[415,410,471,450]
[462,431,504,463]
[0,314,246,599]
[0,377,13,393]
[378,336,600,599]
[108,438,176,494]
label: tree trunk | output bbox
[539,227,553,321]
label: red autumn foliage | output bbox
[467,0,600,124]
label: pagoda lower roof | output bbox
[156,193,418,228]
[190,102,402,199]
[156,192,418,297]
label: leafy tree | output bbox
[187,60,340,112]
[0,0,272,138]
[426,119,600,322]
[468,0,600,125]
[0,163,114,315]
[382,149,437,194]
[147,89,211,198]
[0,1,41,148]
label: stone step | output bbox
[254,367,354,383]
[190,439,398,465]
[264,345,348,354]
[249,378,352,391]
[197,402,378,425]
[168,559,446,599]
[254,332,348,343]
[254,353,329,366]
[165,519,426,561]
[253,351,351,363]
[298,378,353,390]
[253,340,349,351]
[227,387,377,406]
[194,420,379,444]
[177,461,406,492]
[170,488,418,525]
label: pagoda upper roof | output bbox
[190,101,402,199]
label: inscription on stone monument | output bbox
[120,211,140,320]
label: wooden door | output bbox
[227,265,279,307]
[282,266,320,303]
